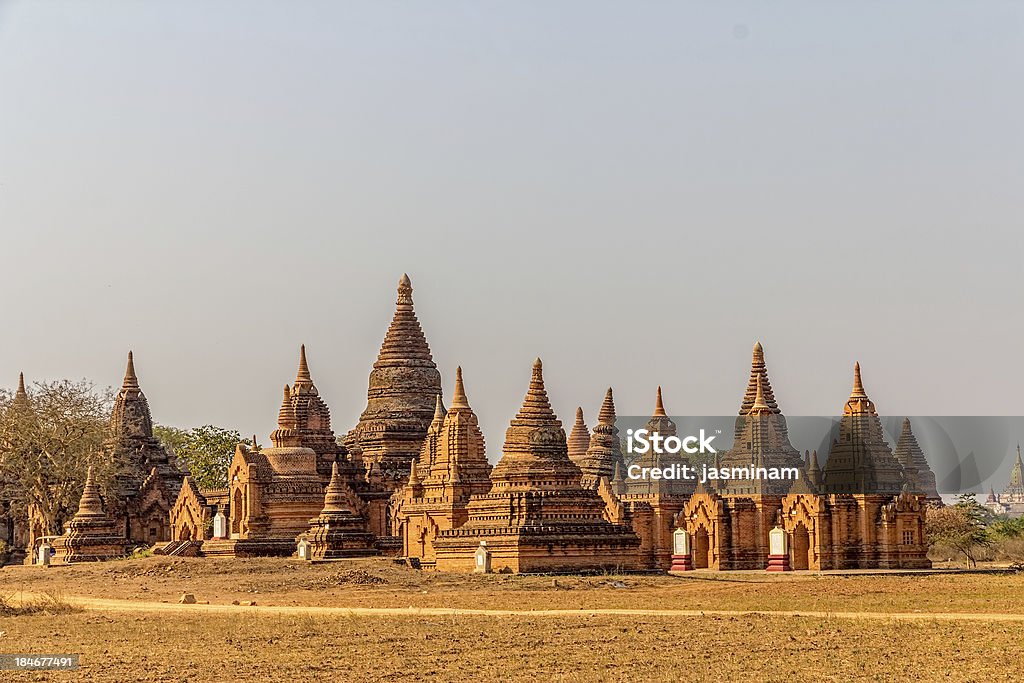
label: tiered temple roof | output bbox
[719,346,803,496]
[416,367,492,501]
[108,352,185,543]
[577,388,625,488]
[893,418,941,503]
[270,345,347,477]
[393,367,494,565]
[110,352,182,490]
[298,462,377,559]
[1003,446,1024,498]
[416,395,447,473]
[821,363,905,496]
[345,274,442,488]
[567,407,590,466]
[487,359,587,489]
[625,387,691,497]
[52,466,126,563]
[433,359,640,573]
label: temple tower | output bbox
[821,363,905,495]
[108,352,185,544]
[433,359,640,573]
[271,345,347,477]
[567,407,590,466]
[346,274,443,489]
[393,367,493,567]
[719,346,803,496]
[1005,446,1024,498]
[297,462,377,559]
[893,418,941,503]
[209,347,363,557]
[416,396,447,473]
[52,467,126,563]
[626,386,691,497]
[110,352,179,484]
[577,388,625,488]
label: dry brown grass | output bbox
[0,590,81,617]
[3,558,1024,681]
[4,556,1024,615]
[0,610,1021,682]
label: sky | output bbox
[1,2,1022,476]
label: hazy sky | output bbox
[1,2,1022,467]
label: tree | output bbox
[926,494,993,568]
[989,516,1024,540]
[154,425,248,490]
[0,379,116,536]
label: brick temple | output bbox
[6,277,943,572]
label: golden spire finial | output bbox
[654,386,667,417]
[450,366,470,410]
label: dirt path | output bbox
[17,592,1024,622]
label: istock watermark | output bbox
[609,415,1024,497]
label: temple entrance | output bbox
[693,527,710,569]
[792,523,810,570]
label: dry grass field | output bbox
[3,557,1024,682]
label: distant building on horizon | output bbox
[985,445,1024,518]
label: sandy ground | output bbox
[3,557,1024,681]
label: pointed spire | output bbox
[373,273,433,365]
[850,361,867,399]
[123,351,139,389]
[750,374,771,415]
[277,384,296,429]
[295,344,312,385]
[450,366,470,411]
[653,386,667,417]
[12,372,30,407]
[611,460,626,494]
[1008,444,1024,489]
[75,466,106,518]
[739,341,779,415]
[322,462,351,513]
[567,407,590,464]
[578,387,623,485]
[408,458,422,486]
[515,358,556,422]
[598,388,616,423]
[431,394,447,426]
[843,362,876,415]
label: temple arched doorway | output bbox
[693,526,711,569]
[792,523,811,570]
